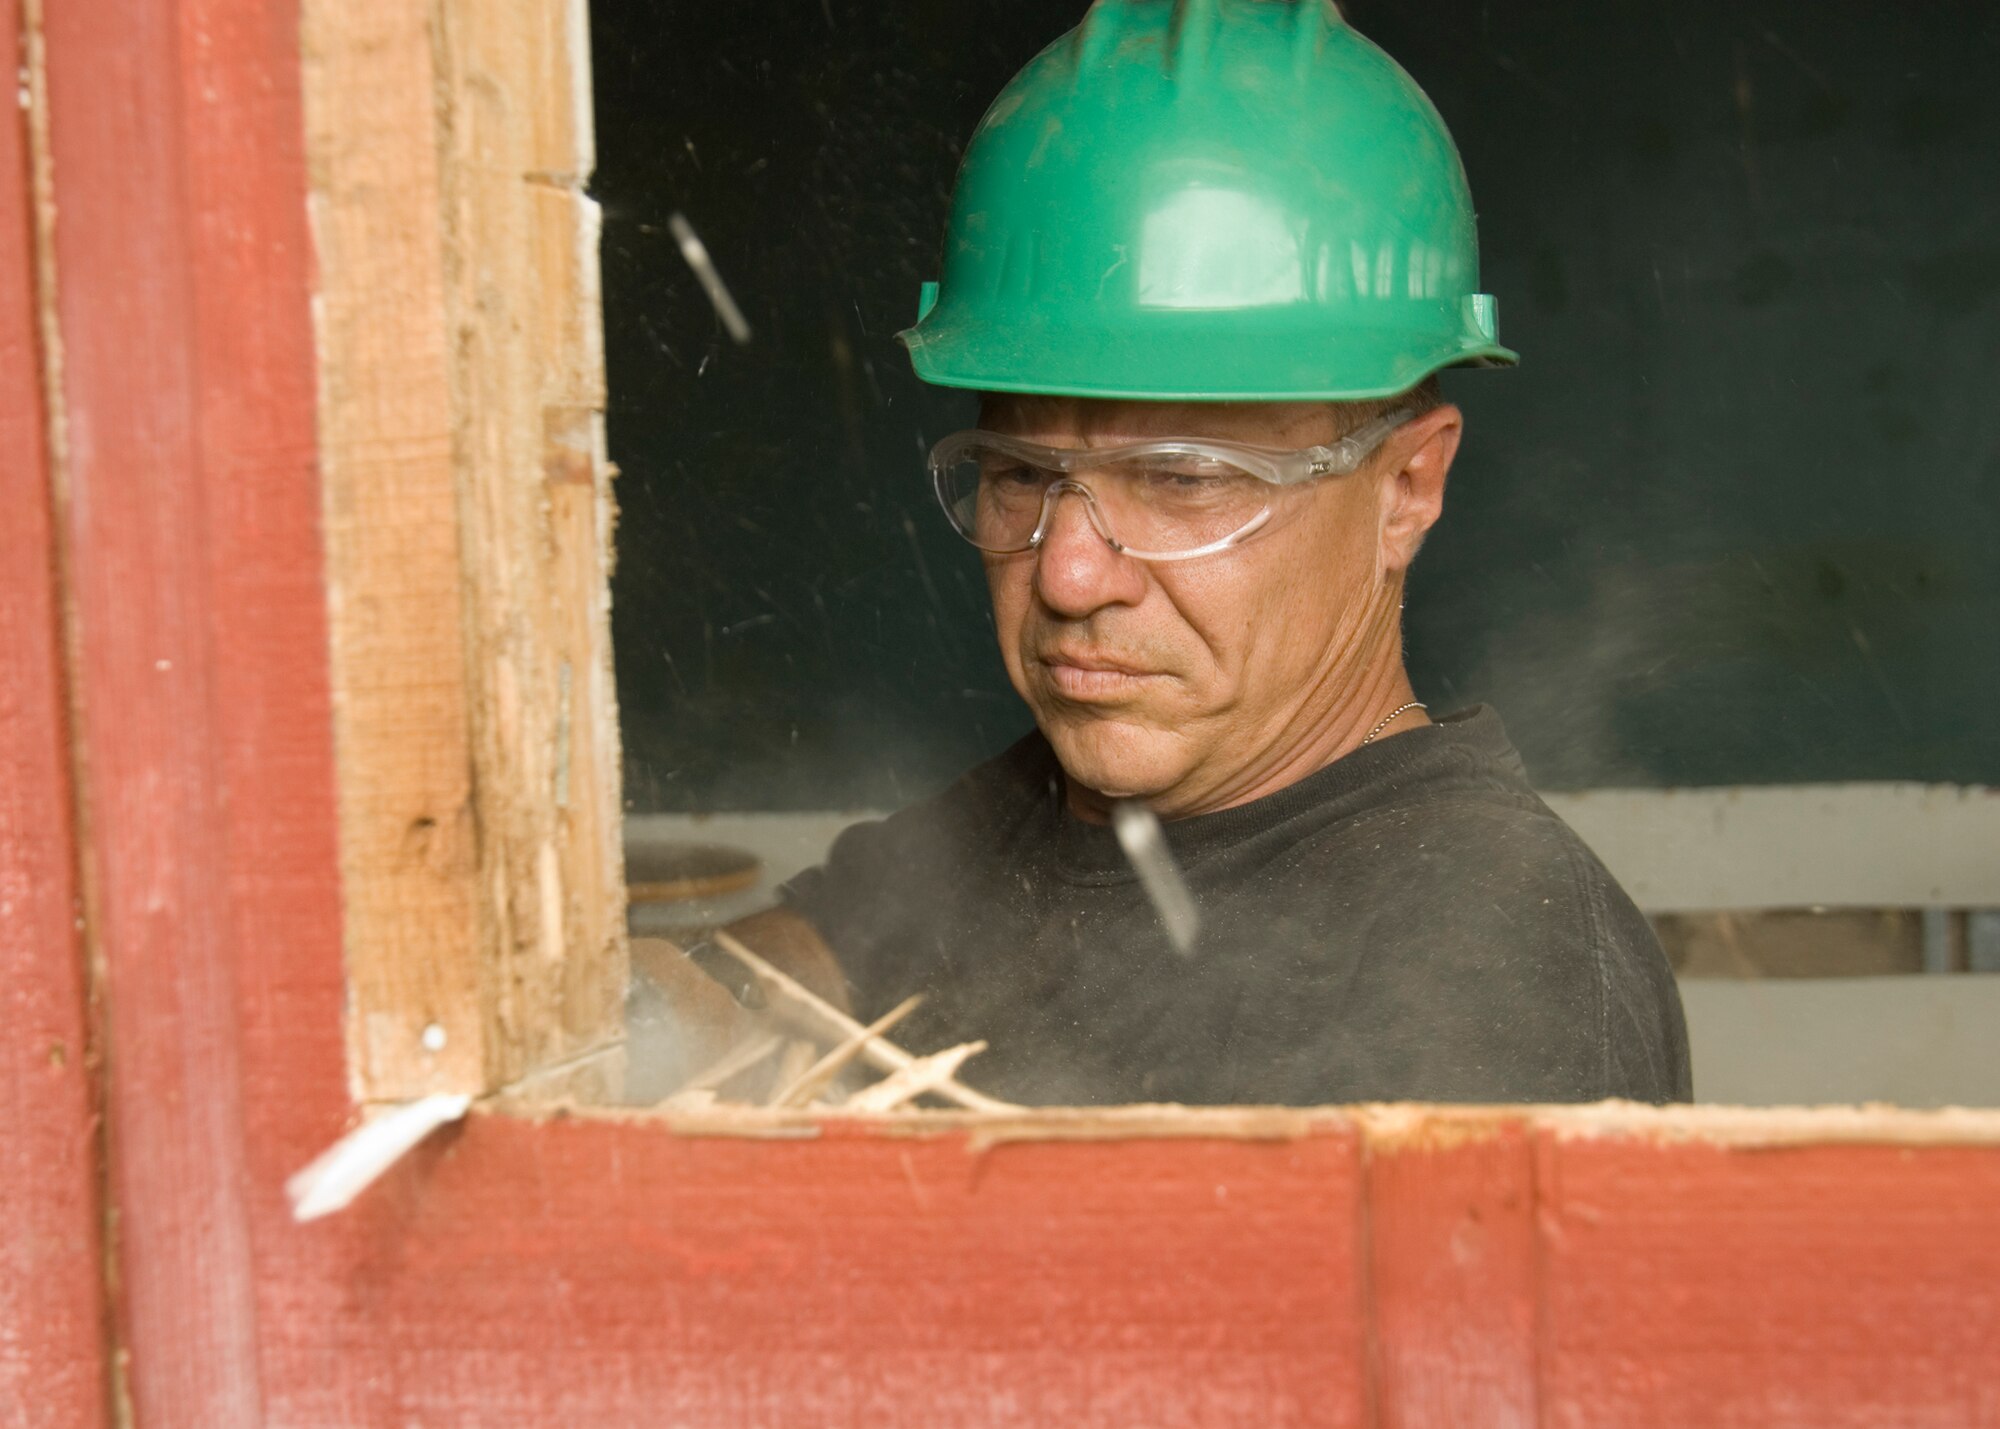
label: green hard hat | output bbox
[900,0,1517,401]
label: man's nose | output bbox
[1032,483,1146,617]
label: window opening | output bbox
[575,0,2000,1115]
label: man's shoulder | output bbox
[1346,779,1599,877]
[1295,708,1611,893]
[1280,777,1688,1103]
[1251,710,1576,881]
[1297,778,1653,968]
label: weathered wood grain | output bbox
[0,1,110,1422]
[299,0,487,1095]
[302,0,624,1097]
[432,0,624,1090]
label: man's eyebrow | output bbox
[978,394,1063,428]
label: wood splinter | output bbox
[769,994,925,1109]
[843,1042,989,1113]
[709,930,1020,1113]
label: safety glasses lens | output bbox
[935,443,1274,556]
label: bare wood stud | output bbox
[302,0,623,1098]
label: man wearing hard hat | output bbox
[672,0,1690,1105]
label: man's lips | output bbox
[1036,649,1164,701]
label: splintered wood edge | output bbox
[304,0,623,1098]
[475,1097,2000,1150]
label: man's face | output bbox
[979,395,1449,819]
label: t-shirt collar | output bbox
[1048,705,1505,884]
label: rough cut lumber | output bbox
[301,0,624,1098]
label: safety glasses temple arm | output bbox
[1297,407,1418,480]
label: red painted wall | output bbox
[36,0,356,1420]
[0,0,110,1421]
[14,1,2000,1425]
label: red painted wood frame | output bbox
[1,0,108,1421]
[6,0,2000,1424]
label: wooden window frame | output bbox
[305,0,624,1102]
[6,0,2000,1422]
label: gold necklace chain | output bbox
[1360,701,1427,746]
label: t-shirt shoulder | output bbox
[1283,794,1685,1103]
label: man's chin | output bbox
[1038,715,1189,803]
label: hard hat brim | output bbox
[901,316,1518,403]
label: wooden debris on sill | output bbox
[768,994,924,1109]
[843,1042,988,1113]
[704,930,1020,1113]
[287,933,1018,1222]
[642,936,1019,1115]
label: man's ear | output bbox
[1379,404,1462,576]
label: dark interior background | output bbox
[592,0,2000,812]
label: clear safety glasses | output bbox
[929,410,1412,562]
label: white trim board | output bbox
[1680,974,2000,1107]
[628,783,2000,917]
[1542,784,2000,911]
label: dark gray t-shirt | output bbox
[781,707,1690,1106]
